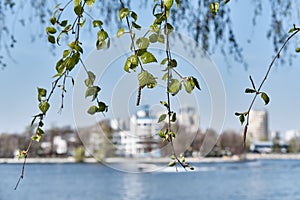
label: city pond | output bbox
[1,159,300,200]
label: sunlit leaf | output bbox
[209,2,219,15]
[119,8,130,20]
[168,79,181,95]
[117,27,125,38]
[39,101,50,114]
[138,70,157,88]
[140,52,157,64]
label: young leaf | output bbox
[163,0,173,9]
[209,2,219,15]
[140,52,157,64]
[46,26,57,34]
[160,101,169,109]
[158,114,167,123]
[93,20,103,28]
[132,22,141,30]
[39,101,50,114]
[119,8,130,20]
[168,160,176,167]
[138,70,157,88]
[261,92,270,105]
[170,112,176,122]
[183,76,199,93]
[149,33,158,43]
[117,27,125,38]
[245,88,256,93]
[37,88,47,102]
[136,37,150,49]
[48,35,55,44]
[239,114,245,125]
[85,0,95,8]
[97,101,108,112]
[131,12,138,21]
[87,105,98,115]
[168,79,181,95]
[85,86,101,101]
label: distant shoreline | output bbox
[2,153,300,164]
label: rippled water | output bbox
[1,159,300,200]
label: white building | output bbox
[113,105,160,157]
[53,136,67,155]
[248,110,269,141]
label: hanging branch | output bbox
[235,26,300,147]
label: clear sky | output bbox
[0,1,300,134]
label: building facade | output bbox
[248,110,269,141]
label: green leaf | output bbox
[98,101,108,112]
[46,26,57,34]
[39,101,50,114]
[163,0,173,9]
[119,8,130,20]
[150,24,159,32]
[224,0,230,4]
[48,35,55,44]
[50,17,56,25]
[162,72,168,81]
[160,101,169,108]
[140,52,157,64]
[175,0,180,7]
[149,33,158,43]
[158,114,167,123]
[168,160,176,167]
[209,2,219,15]
[261,92,270,105]
[136,37,150,49]
[36,128,44,135]
[169,59,177,68]
[97,30,108,43]
[132,21,141,30]
[93,20,103,28]
[158,130,165,138]
[235,112,241,116]
[87,105,98,115]
[85,86,101,101]
[124,55,139,72]
[161,58,168,65]
[96,40,107,50]
[157,34,165,43]
[74,5,83,16]
[168,79,181,95]
[171,112,176,122]
[85,71,96,87]
[138,70,157,88]
[183,76,200,93]
[37,88,47,102]
[85,0,95,8]
[117,27,125,38]
[245,88,256,93]
[31,135,42,142]
[60,20,68,27]
[170,154,176,160]
[63,49,71,58]
[239,114,245,125]
[131,12,138,21]
[66,52,80,71]
[289,27,296,33]
[296,48,300,53]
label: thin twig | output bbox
[242,28,300,147]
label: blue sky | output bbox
[0,1,300,134]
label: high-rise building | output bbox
[248,110,269,141]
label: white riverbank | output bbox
[2,153,300,164]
